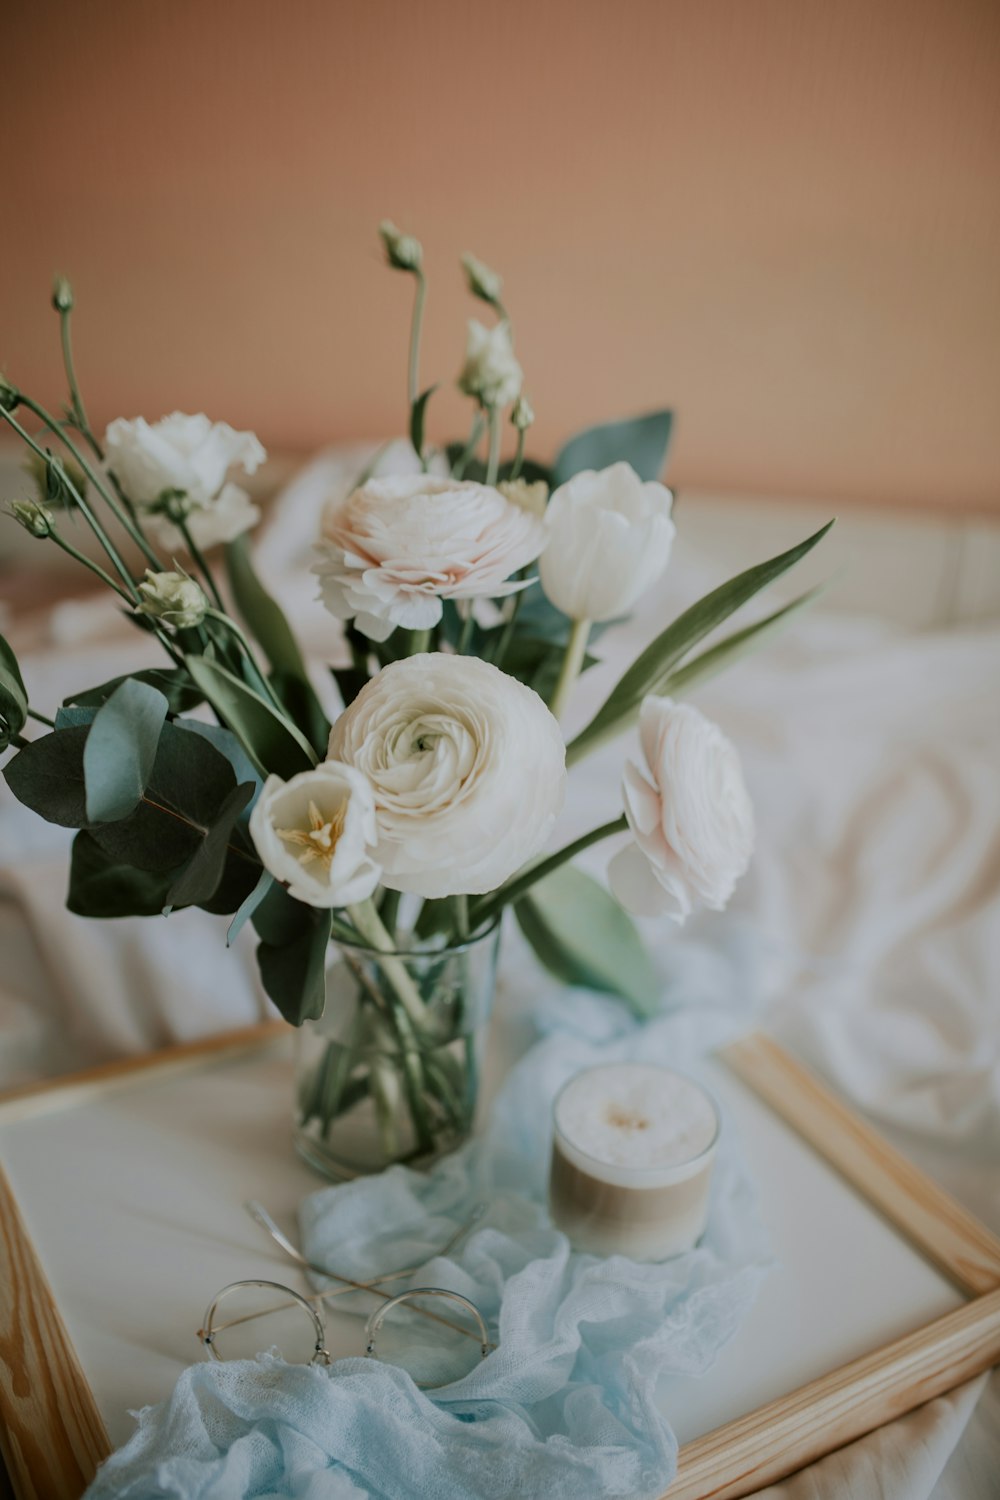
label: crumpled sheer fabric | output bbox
[85,982,770,1499]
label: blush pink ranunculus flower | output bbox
[608,697,755,923]
[313,474,547,642]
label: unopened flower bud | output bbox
[498,478,548,517]
[0,374,19,412]
[511,394,534,431]
[461,252,503,305]
[378,219,423,272]
[10,500,55,538]
[52,275,74,312]
[138,570,208,629]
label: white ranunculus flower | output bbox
[137,569,207,628]
[104,412,266,550]
[539,462,675,621]
[249,762,381,909]
[327,653,566,898]
[313,474,547,642]
[608,698,755,923]
[457,320,523,408]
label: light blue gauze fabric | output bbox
[86,956,771,1500]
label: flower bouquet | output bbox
[0,224,831,1176]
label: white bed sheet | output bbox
[1,453,997,1497]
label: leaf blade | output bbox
[0,630,28,750]
[185,654,316,779]
[552,410,673,486]
[83,678,168,824]
[164,780,256,912]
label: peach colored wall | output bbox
[4,0,999,510]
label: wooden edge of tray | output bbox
[0,1160,111,1500]
[0,1027,998,1499]
[721,1033,1000,1298]
[0,1019,289,1125]
[669,1285,1000,1500]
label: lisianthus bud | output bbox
[457,320,523,409]
[461,252,503,305]
[10,500,55,538]
[52,276,74,312]
[511,394,534,431]
[0,375,19,412]
[378,219,423,272]
[498,478,548,518]
[138,570,208,629]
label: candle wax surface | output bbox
[555,1064,717,1176]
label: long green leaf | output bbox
[552,410,673,486]
[185,654,316,779]
[224,537,331,755]
[83,678,168,823]
[514,864,660,1017]
[661,587,825,699]
[164,781,256,912]
[0,630,28,750]
[568,520,834,762]
[409,383,438,460]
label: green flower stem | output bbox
[509,429,526,481]
[490,573,527,669]
[408,270,427,411]
[379,887,402,943]
[467,814,628,929]
[346,898,430,1030]
[549,617,591,723]
[408,628,432,655]
[48,528,134,603]
[204,608,286,714]
[0,406,141,601]
[17,394,162,570]
[456,606,474,655]
[485,405,502,486]
[452,413,485,480]
[58,306,97,456]
[177,518,225,611]
[26,707,55,728]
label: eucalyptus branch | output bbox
[0,406,140,600]
[467,814,628,929]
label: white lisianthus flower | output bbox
[104,412,266,549]
[609,698,755,923]
[249,762,381,909]
[539,462,675,621]
[137,569,207,628]
[313,474,547,642]
[327,653,566,898]
[457,320,523,408]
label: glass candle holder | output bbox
[548,1062,720,1261]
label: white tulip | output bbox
[137,570,207,629]
[104,412,265,549]
[314,473,546,642]
[457,319,523,408]
[327,653,566,898]
[539,462,675,622]
[608,698,754,923]
[249,762,382,909]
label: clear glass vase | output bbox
[293,919,501,1179]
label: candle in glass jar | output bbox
[548,1063,720,1260]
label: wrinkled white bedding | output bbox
[1,452,997,1497]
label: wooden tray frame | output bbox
[0,1023,998,1500]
